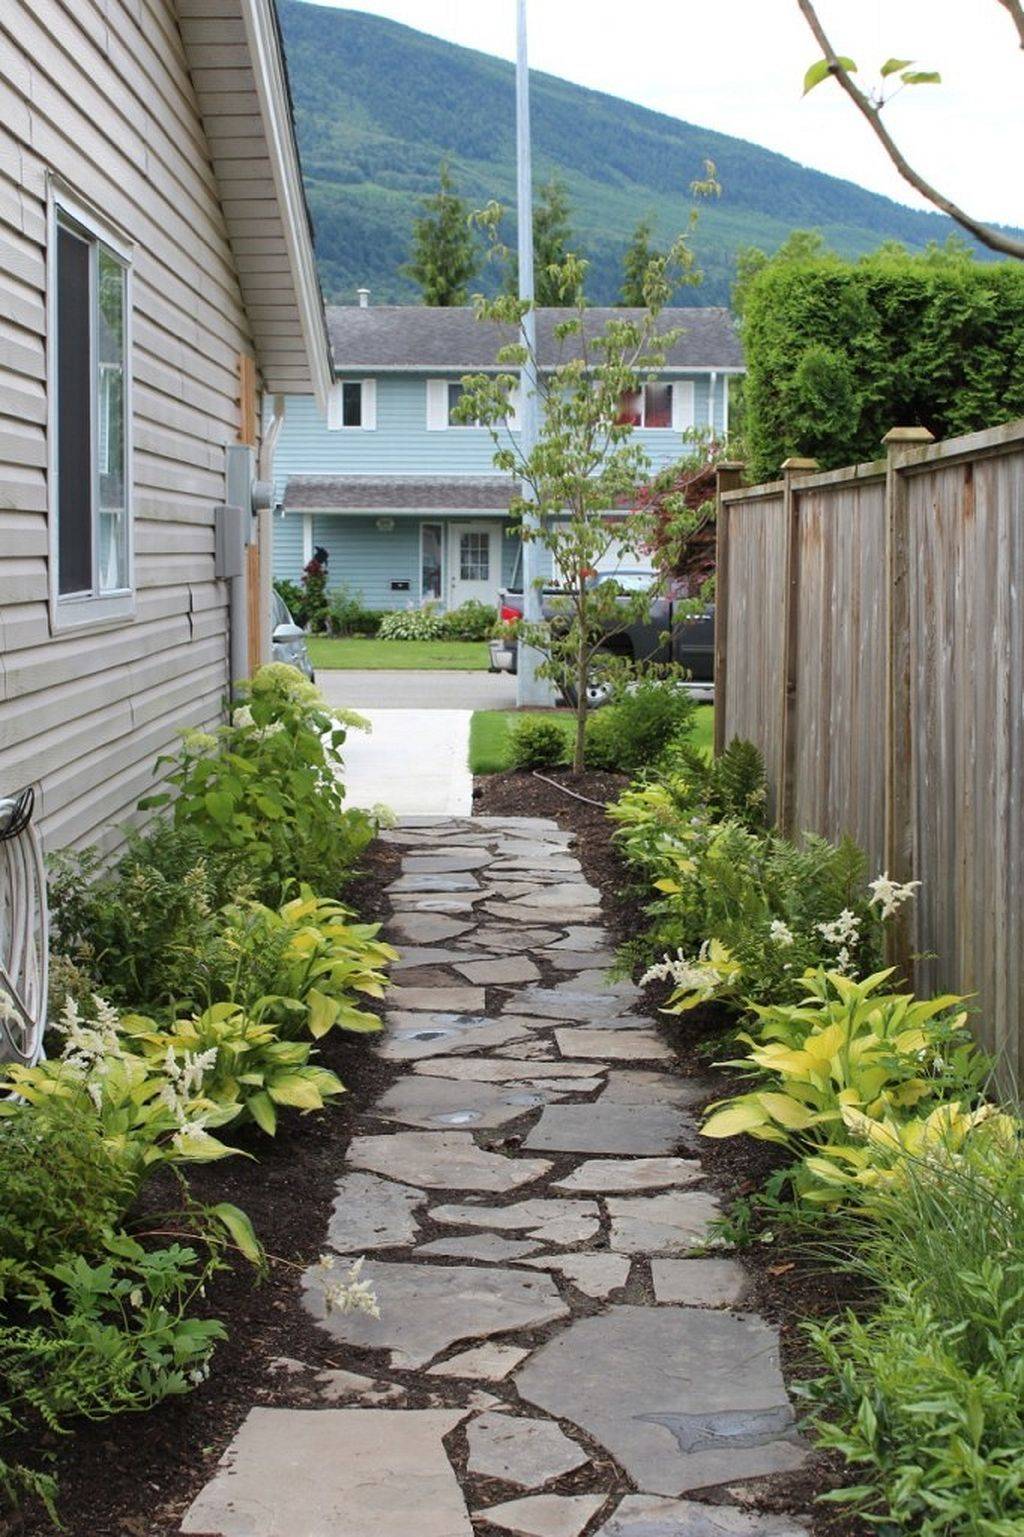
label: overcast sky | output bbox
[313,0,1021,228]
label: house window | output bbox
[616,383,674,429]
[421,522,443,601]
[448,382,481,427]
[48,184,133,627]
[327,379,376,430]
[459,530,490,582]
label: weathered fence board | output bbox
[716,419,1024,1080]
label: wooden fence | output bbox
[714,419,1024,1080]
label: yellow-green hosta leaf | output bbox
[210,1202,263,1266]
[654,878,681,893]
[171,1128,238,1162]
[335,1007,383,1034]
[306,987,342,1039]
[757,1092,817,1130]
[702,1099,770,1138]
[247,1089,277,1135]
[268,1073,325,1111]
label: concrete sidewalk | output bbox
[341,709,474,818]
[319,669,515,711]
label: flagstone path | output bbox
[181,817,811,1537]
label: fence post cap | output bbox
[780,456,820,472]
[882,426,935,447]
[716,459,746,472]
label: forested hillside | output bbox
[278,0,1007,306]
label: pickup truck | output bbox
[491,568,714,706]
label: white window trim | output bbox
[327,378,376,431]
[46,176,135,634]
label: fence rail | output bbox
[715,418,1024,1080]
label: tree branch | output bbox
[796,0,1024,259]
[996,0,1024,49]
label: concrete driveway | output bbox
[318,669,515,710]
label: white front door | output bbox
[448,521,499,608]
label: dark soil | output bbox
[475,769,869,1537]
[7,847,404,1537]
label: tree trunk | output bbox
[573,636,588,774]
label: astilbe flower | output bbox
[868,872,921,920]
[314,1253,381,1318]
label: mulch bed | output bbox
[8,848,404,1537]
[475,769,869,1537]
[12,777,869,1535]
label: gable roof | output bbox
[327,306,744,375]
[178,0,332,407]
[284,475,516,512]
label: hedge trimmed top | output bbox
[741,247,1024,480]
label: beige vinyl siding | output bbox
[0,0,259,855]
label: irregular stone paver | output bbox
[388,984,487,1013]
[304,1260,568,1368]
[378,1011,532,1061]
[180,1408,472,1537]
[524,1101,691,1156]
[454,955,541,985]
[416,1234,542,1262]
[375,1075,561,1131]
[191,815,812,1537]
[518,1252,631,1298]
[553,1158,704,1193]
[651,1259,752,1309]
[389,912,476,943]
[556,1027,674,1061]
[414,1057,605,1083]
[324,1172,425,1253]
[348,1131,551,1192]
[467,1411,589,1488]
[517,1308,807,1495]
[480,1493,608,1537]
[431,1198,600,1242]
[427,1343,530,1382]
[594,1497,810,1536]
[607,1192,725,1255]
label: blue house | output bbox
[272,301,743,612]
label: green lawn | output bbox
[308,637,490,670]
[470,703,715,775]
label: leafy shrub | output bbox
[273,579,307,627]
[507,716,570,770]
[327,584,382,637]
[701,969,984,1204]
[0,1098,134,1268]
[803,1124,1024,1533]
[300,556,329,633]
[378,604,445,640]
[48,824,256,1014]
[439,599,497,640]
[584,676,697,775]
[145,665,375,905]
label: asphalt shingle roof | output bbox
[326,305,743,372]
[283,475,516,512]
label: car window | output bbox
[598,571,656,592]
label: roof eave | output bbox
[239,0,332,412]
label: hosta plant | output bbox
[120,1003,345,1138]
[701,969,985,1204]
[220,889,393,1041]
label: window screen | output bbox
[342,380,362,427]
[643,383,673,428]
[56,223,92,596]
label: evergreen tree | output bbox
[403,161,480,306]
[506,179,578,306]
[620,216,661,305]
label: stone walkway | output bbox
[181,817,811,1537]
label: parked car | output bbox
[491,569,713,706]
[271,590,315,681]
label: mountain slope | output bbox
[278,1,1004,307]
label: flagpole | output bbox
[515,0,549,706]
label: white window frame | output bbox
[327,378,376,431]
[46,178,135,633]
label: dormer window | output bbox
[327,379,376,430]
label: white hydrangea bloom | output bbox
[768,919,795,948]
